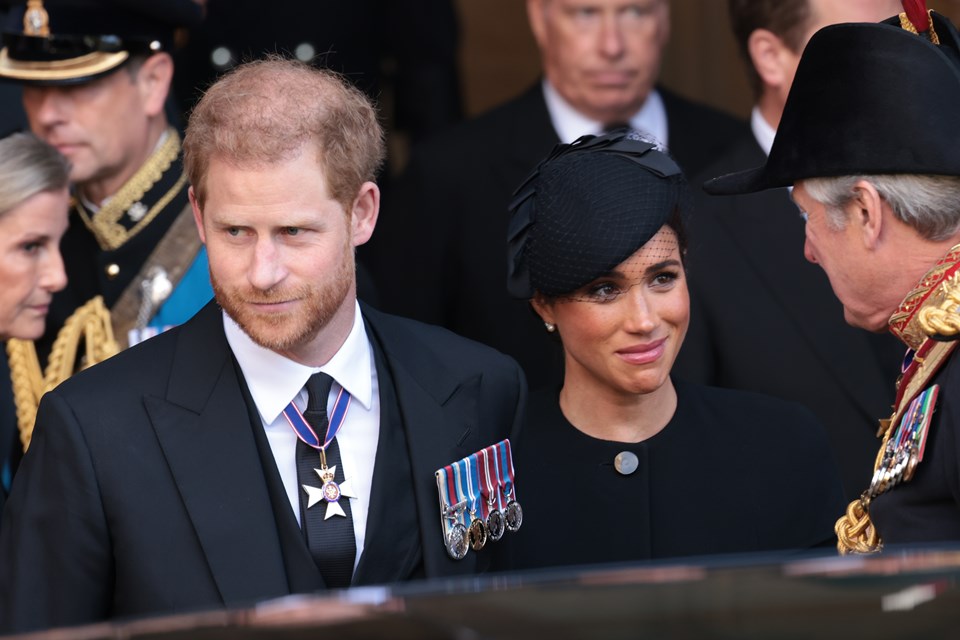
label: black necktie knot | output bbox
[304,372,334,425]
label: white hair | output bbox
[803,174,960,241]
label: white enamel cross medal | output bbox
[302,448,357,519]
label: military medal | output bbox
[463,455,488,551]
[478,446,505,541]
[282,384,356,520]
[498,440,523,533]
[867,385,939,501]
[436,466,469,560]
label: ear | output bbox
[189,186,207,244]
[526,0,548,49]
[849,179,885,250]
[136,52,174,118]
[747,29,791,90]
[350,181,380,247]
[530,293,556,326]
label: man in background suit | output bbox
[673,0,903,500]
[0,58,526,634]
[364,0,747,391]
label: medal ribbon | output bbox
[478,445,503,513]
[282,383,352,454]
[436,465,465,522]
[465,454,483,518]
[452,459,471,526]
[497,439,517,500]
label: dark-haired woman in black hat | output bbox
[507,131,845,569]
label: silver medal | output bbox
[445,522,469,560]
[504,500,523,532]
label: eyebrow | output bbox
[605,258,682,279]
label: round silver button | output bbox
[614,451,639,475]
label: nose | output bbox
[803,235,819,264]
[23,87,67,131]
[41,246,68,293]
[622,287,657,334]
[248,237,287,291]
[599,13,626,59]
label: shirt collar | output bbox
[751,106,777,157]
[224,300,373,424]
[542,79,668,149]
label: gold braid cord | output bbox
[6,296,119,451]
[899,10,941,45]
[917,273,960,338]
[835,495,881,554]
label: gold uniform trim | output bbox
[75,129,184,251]
[0,47,128,81]
[7,296,119,451]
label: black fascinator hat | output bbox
[506,129,687,299]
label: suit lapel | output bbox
[144,303,289,606]
[361,306,486,578]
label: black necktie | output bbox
[296,372,356,588]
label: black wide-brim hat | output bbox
[705,10,960,195]
[0,0,202,85]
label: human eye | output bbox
[21,240,41,254]
[567,4,599,22]
[584,281,624,303]
[624,3,654,18]
[651,270,679,289]
[281,226,301,236]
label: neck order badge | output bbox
[283,376,356,520]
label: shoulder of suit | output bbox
[362,305,522,372]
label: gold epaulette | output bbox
[6,296,119,451]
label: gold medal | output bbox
[469,517,488,551]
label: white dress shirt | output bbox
[542,78,669,149]
[751,105,776,157]
[225,300,380,571]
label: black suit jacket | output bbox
[0,301,525,633]
[364,82,747,391]
[673,133,902,500]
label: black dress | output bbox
[511,379,846,570]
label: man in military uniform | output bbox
[0,0,212,472]
[704,3,960,552]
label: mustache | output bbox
[232,285,312,305]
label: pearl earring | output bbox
[544,322,556,333]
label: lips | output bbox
[587,70,635,86]
[616,338,666,365]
